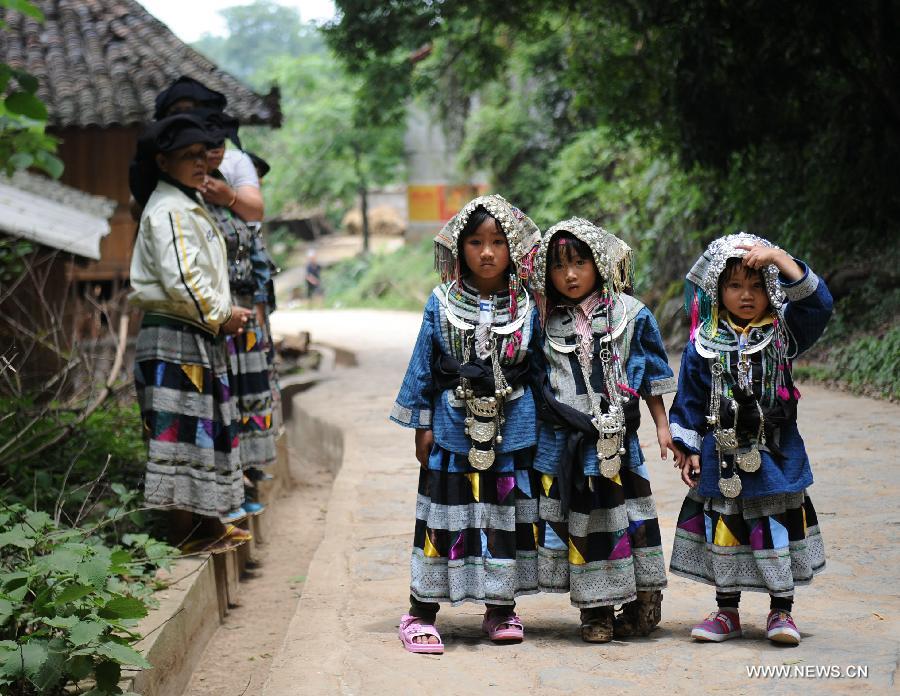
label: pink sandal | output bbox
[482,609,524,642]
[399,614,444,654]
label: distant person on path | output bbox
[391,195,542,654]
[669,233,833,646]
[529,219,677,643]
[305,249,322,301]
[202,113,278,513]
[128,114,252,545]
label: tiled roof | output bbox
[0,0,281,128]
[0,171,115,259]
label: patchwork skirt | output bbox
[410,446,540,606]
[225,296,277,469]
[669,489,826,596]
[134,319,243,517]
[536,464,668,608]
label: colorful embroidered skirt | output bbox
[225,298,277,469]
[670,489,825,597]
[536,464,667,608]
[410,447,539,606]
[134,320,243,517]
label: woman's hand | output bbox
[201,176,236,208]
[222,306,252,335]
[736,244,803,282]
[415,429,434,468]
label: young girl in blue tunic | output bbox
[391,195,542,654]
[669,233,833,645]
[530,219,677,642]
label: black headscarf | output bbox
[129,114,216,206]
[196,108,242,150]
[153,76,227,120]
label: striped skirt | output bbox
[410,447,539,606]
[225,297,277,469]
[134,320,243,517]
[670,489,826,596]
[536,464,667,608]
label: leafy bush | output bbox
[0,501,176,695]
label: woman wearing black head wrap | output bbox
[128,114,253,545]
[202,114,278,481]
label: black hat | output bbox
[247,152,271,178]
[196,108,242,150]
[130,114,216,205]
[154,76,227,120]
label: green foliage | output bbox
[323,237,436,311]
[0,501,175,695]
[0,0,63,178]
[0,401,147,530]
[192,0,324,88]
[240,51,405,219]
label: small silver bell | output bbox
[456,386,465,398]
[465,389,473,398]
[495,435,503,444]
[495,389,502,398]
[618,447,626,455]
[505,386,513,396]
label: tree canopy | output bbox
[326,0,900,289]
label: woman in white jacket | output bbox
[128,114,251,545]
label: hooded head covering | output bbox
[129,114,216,206]
[535,218,633,296]
[247,152,271,178]
[154,76,227,120]
[685,232,785,340]
[433,194,540,284]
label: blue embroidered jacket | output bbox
[533,295,676,477]
[669,262,833,498]
[391,284,539,470]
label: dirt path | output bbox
[247,309,896,694]
[182,458,334,695]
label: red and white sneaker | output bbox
[691,609,743,642]
[766,610,801,645]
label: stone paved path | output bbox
[264,309,899,695]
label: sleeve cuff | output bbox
[781,260,819,302]
[670,422,702,453]
[390,403,432,428]
[644,376,677,397]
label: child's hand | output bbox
[679,454,701,488]
[414,429,434,468]
[656,423,677,462]
[736,244,803,282]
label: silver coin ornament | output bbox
[468,420,496,443]
[468,447,495,471]
[598,436,620,458]
[737,447,761,473]
[714,428,738,451]
[600,455,621,479]
[718,474,742,498]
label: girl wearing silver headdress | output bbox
[391,195,542,653]
[530,218,677,643]
[669,233,833,646]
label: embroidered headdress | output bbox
[434,194,540,283]
[533,217,633,319]
[685,232,785,340]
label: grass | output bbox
[322,236,437,311]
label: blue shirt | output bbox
[533,298,676,477]
[391,286,539,471]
